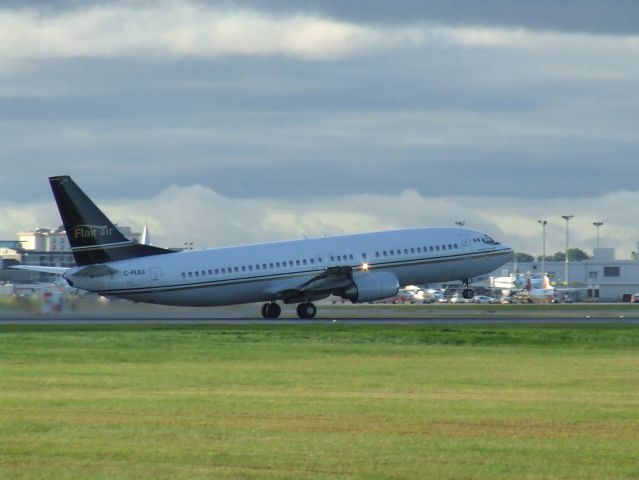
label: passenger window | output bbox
[302,259,307,265]
[289,261,293,266]
[181,273,185,278]
[263,264,268,269]
[390,250,394,255]
[383,251,387,256]
[269,263,274,268]
[221,268,225,274]
[276,262,280,268]
[195,271,199,277]
[410,248,415,254]
[417,247,421,253]
[255,265,260,270]
[188,272,193,278]
[208,269,212,275]
[242,266,246,272]
[448,244,452,249]
[436,246,440,251]
[318,257,322,263]
[310,258,314,264]
[376,252,380,257]
[362,253,367,259]
[430,246,434,252]
[349,254,354,260]
[336,255,341,261]
[215,269,219,274]
[404,249,408,254]
[233,267,237,272]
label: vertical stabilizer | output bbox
[49,176,171,266]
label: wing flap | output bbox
[272,266,353,303]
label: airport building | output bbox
[1,225,141,282]
[491,246,639,302]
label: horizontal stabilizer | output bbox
[11,265,69,275]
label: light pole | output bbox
[561,215,574,285]
[537,220,547,278]
[455,221,465,228]
[593,221,603,249]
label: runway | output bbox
[2,316,639,325]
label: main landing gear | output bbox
[260,302,317,319]
[296,302,317,319]
[261,302,281,319]
[462,279,475,300]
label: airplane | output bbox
[14,176,513,318]
[491,273,555,303]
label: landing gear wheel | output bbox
[462,288,475,300]
[296,302,317,319]
[261,302,281,319]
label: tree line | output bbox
[514,248,590,263]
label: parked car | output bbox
[448,295,467,304]
[472,295,494,304]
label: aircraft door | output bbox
[149,267,163,285]
[459,234,471,254]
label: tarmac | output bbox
[2,318,639,325]
[2,299,639,324]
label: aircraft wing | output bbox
[11,265,69,275]
[269,266,353,303]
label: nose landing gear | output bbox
[462,279,475,300]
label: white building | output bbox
[13,225,141,282]
[18,226,69,251]
[493,246,639,302]
[18,225,140,252]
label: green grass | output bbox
[1,324,639,479]
[324,302,639,318]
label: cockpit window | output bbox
[481,235,498,245]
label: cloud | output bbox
[3,184,639,260]
[3,1,638,67]
[239,0,639,36]
[0,2,386,61]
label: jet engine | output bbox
[343,271,399,303]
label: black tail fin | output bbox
[49,176,172,266]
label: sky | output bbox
[1,0,639,257]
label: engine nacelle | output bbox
[343,271,400,303]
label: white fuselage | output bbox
[66,227,512,306]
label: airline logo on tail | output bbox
[73,224,114,240]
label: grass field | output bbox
[1,323,638,479]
